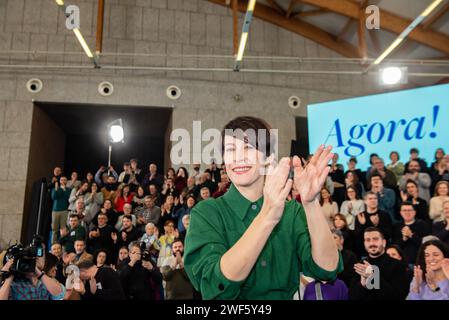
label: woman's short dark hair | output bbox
[390,151,400,160]
[221,116,275,159]
[386,244,408,264]
[415,240,449,282]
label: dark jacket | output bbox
[81,266,125,300]
[393,219,430,263]
[349,253,409,300]
[118,259,162,300]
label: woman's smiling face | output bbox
[223,135,266,188]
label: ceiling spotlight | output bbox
[380,66,408,86]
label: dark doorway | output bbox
[36,103,172,176]
[291,116,310,158]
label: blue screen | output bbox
[307,84,449,170]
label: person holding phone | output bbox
[184,116,342,300]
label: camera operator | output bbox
[117,242,162,300]
[0,254,65,300]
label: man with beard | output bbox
[95,165,119,189]
[399,160,432,202]
[161,239,195,299]
[349,227,409,300]
[101,175,119,202]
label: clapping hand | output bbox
[292,145,333,204]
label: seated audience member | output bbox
[344,171,364,200]
[88,213,117,258]
[328,153,346,206]
[429,149,445,184]
[94,199,119,228]
[86,172,95,185]
[59,214,86,253]
[174,167,189,194]
[114,185,134,214]
[115,203,137,231]
[159,195,180,230]
[212,172,231,198]
[115,247,129,269]
[386,244,413,284]
[198,187,211,202]
[432,201,449,246]
[95,165,118,189]
[183,176,196,196]
[319,187,339,228]
[51,175,71,244]
[70,198,88,228]
[68,181,89,212]
[93,249,109,268]
[400,179,430,223]
[118,162,133,185]
[404,148,428,174]
[345,156,366,191]
[340,186,365,230]
[332,229,357,288]
[129,158,143,191]
[370,174,397,223]
[179,215,190,243]
[84,182,104,228]
[148,184,163,207]
[400,159,432,202]
[140,223,160,252]
[76,260,125,300]
[367,158,397,191]
[157,220,177,267]
[407,240,449,300]
[355,192,393,257]
[101,175,118,202]
[429,181,449,222]
[50,243,66,284]
[118,242,162,300]
[67,171,82,190]
[73,240,93,265]
[142,163,164,190]
[431,155,449,186]
[117,216,141,248]
[132,186,146,217]
[137,196,161,232]
[349,227,409,300]
[175,195,195,233]
[386,151,405,185]
[161,239,195,300]
[333,214,355,252]
[161,178,178,199]
[393,202,430,264]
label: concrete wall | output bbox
[0,0,381,246]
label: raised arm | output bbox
[292,145,339,271]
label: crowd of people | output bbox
[1,146,449,300]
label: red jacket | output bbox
[114,193,134,213]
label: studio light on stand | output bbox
[107,119,124,175]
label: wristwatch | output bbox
[37,271,45,280]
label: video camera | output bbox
[140,241,152,262]
[4,235,44,275]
